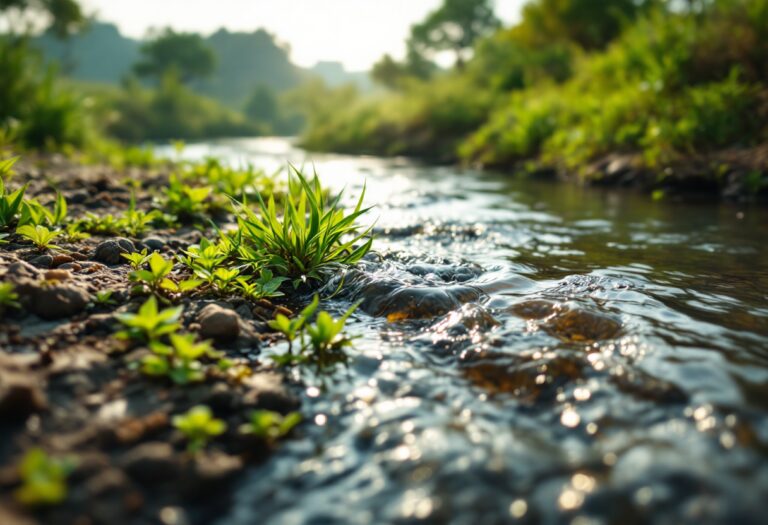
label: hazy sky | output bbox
[80,0,525,70]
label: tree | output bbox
[409,0,500,68]
[134,29,215,85]
[0,0,85,37]
[514,0,658,50]
[244,84,279,130]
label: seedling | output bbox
[116,296,182,343]
[268,295,319,353]
[122,249,151,269]
[129,252,201,297]
[18,191,67,228]
[236,270,286,300]
[123,193,160,236]
[94,290,117,306]
[16,224,61,251]
[0,157,27,229]
[268,296,358,372]
[14,448,74,507]
[141,333,221,385]
[0,282,21,311]
[173,405,227,453]
[164,174,211,219]
[233,166,373,284]
[212,267,240,291]
[240,410,302,441]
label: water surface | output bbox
[158,138,768,524]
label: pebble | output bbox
[198,304,240,342]
[28,254,54,268]
[16,282,91,320]
[44,269,72,282]
[93,238,136,265]
[121,442,180,483]
[0,371,47,420]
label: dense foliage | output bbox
[302,0,768,183]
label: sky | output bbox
[80,0,525,71]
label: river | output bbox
[156,137,768,525]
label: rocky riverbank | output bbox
[0,157,306,525]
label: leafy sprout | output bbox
[173,405,227,453]
[141,333,222,385]
[115,296,182,343]
[122,248,151,269]
[129,251,201,298]
[94,290,117,306]
[240,410,302,442]
[0,282,21,311]
[14,448,75,507]
[16,224,61,251]
[0,157,27,229]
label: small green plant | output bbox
[237,270,286,300]
[164,174,211,219]
[16,224,61,251]
[14,448,74,507]
[233,167,373,283]
[116,296,182,343]
[141,333,221,385]
[122,249,151,269]
[212,267,240,292]
[129,252,201,297]
[0,282,21,311]
[0,157,26,229]
[173,405,227,453]
[268,295,319,353]
[268,296,358,372]
[240,410,302,441]
[18,191,67,228]
[94,290,117,306]
[63,223,89,242]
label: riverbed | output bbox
[158,137,768,524]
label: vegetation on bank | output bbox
[0,148,373,514]
[301,0,768,189]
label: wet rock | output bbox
[242,372,300,413]
[198,304,240,342]
[58,262,82,272]
[28,254,54,268]
[94,238,136,265]
[121,442,180,483]
[16,282,91,320]
[364,284,482,321]
[0,371,47,420]
[510,300,558,320]
[543,308,622,343]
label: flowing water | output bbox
[158,138,768,525]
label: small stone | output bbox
[94,238,136,265]
[0,372,47,420]
[51,254,75,267]
[68,190,89,204]
[4,261,41,281]
[142,237,165,251]
[121,442,180,483]
[16,282,91,320]
[28,254,54,268]
[58,263,82,271]
[198,304,240,342]
[44,269,72,282]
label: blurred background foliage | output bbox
[0,0,766,181]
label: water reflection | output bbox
[157,138,768,524]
